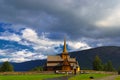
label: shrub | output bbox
[30,66,43,71]
[0,61,14,72]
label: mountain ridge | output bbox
[69,46,120,69]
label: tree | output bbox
[118,67,120,74]
[93,55,103,71]
[30,66,43,71]
[103,63,108,71]
[105,61,115,71]
[0,61,14,72]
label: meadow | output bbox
[115,75,120,80]
[0,73,115,80]
[69,73,111,80]
[0,74,64,80]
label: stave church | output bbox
[46,38,80,72]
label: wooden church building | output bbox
[46,39,80,72]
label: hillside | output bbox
[11,60,46,71]
[69,46,120,69]
[1,46,120,71]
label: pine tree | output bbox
[106,61,115,71]
[103,61,115,71]
[0,61,14,72]
[103,63,108,71]
[93,55,103,71]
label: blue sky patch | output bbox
[0,40,34,52]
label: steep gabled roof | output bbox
[47,63,61,66]
[47,56,63,61]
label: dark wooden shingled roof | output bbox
[47,55,76,62]
[47,55,77,67]
[47,56,63,61]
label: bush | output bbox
[93,55,103,71]
[30,66,43,71]
[0,61,14,72]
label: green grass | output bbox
[69,73,111,80]
[0,74,64,80]
[115,75,120,80]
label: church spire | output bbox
[63,37,67,53]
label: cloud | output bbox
[0,0,120,62]
[0,49,46,63]
[0,0,120,40]
[0,27,91,62]
[21,28,39,42]
[68,41,91,51]
[0,58,9,62]
[0,33,21,42]
[95,6,120,28]
[21,28,91,54]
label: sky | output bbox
[0,0,120,62]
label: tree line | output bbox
[0,58,120,73]
[93,55,115,71]
[0,61,14,72]
[0,61,43,72]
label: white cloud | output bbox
[10,50,47,62]
[0,58,9,62]
[9,57,30,63]
[0,33,21,42]
[11,50,33,58]
[32,54,47,60]
[68,41,91,51]
[0,28,91,62]
[0,49,46,63]
[22,28,39,42]
[21,28,91,54]
[0,49,8,55]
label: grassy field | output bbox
[69,73,111,80]
[115,75,120,80]
[0,73,114,80]
[0,74,64,80]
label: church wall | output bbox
[62,66,71,71]
[47,66,62,71]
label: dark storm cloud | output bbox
[0,0,120,41]
[1,0,120,63]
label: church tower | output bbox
[61,38,72,70]
[46,37,79,72]
[63,38,67,53]
[61,38,69,60]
